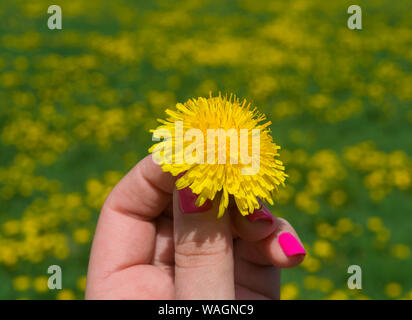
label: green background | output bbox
[0,0,411,299]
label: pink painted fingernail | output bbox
[178,187,212,213]
[247,203,274,223]
[278,232,306,256]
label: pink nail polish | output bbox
[278,232,306,256]
[178,187,212,213]
[247,204,274,223]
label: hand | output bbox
[86,155,305,300]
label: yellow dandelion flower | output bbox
[33,276,48,293]
[390,244,410,260]
[300,255,321,272]
[385,282,402,299]
[281,283,299,300]
[13,275,31,291]
[77,276,87,291]
[318,278,334,293]
[73,228,91,244]
[56,289,76,300]
[149,94,287,217]
[367,216,383,232]
[326,290,349,300]
[313,240,335,259]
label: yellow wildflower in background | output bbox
[77,276,87,291]
[385,282,402,299]
[2,220,20,236]
[313,240,335,259]
[281,283,299,300]
[33,276,48,293]
[149,94,287,217]
[56,289,76,300]
[73,228,91,244]
[390,244,410,260]
[327,290,349,300]
[367,217,384,232]
[13,276,30,291]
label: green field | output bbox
[0,0,411,299]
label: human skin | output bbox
[86,155,305,300]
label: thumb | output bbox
[173,187,235,300]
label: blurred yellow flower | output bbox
[56,289,76,300]
[326,290,348,300]
[318,278,334,293]
[313,240,335,259]
[390,244,411,260]
[367,216,383,232]
[2,220,20,236]
[304,276,334,293]
[295,191,319,214]
[328,189,347,207]
[77,276,87,291]
[385,282,402,299]
[336,218,354,234]
[375,228,391,244]
[392,169,411,190]
[13,276,30,291]
[281,283,299,300]
[33,276,48,293]
[301,255,321,273]
[316,222,334,238]
[73,228,91,244]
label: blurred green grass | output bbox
[0,0,411,299]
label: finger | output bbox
[230,201,276,242]
[152,214,174,277]
[236,217,306,268]
[87,155,176,285]
[235,285,271,300]
[173,188,235,300]
[234,251,280,299]
[105,154,176,219]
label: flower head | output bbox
[149,94,286,217]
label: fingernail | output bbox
[247,203,274,223]
[278,232,306,256]
[178,187,212,213]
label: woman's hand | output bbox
[86,155,305,300]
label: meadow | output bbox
[0,0,411,299]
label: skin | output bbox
[86,155,305,300]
